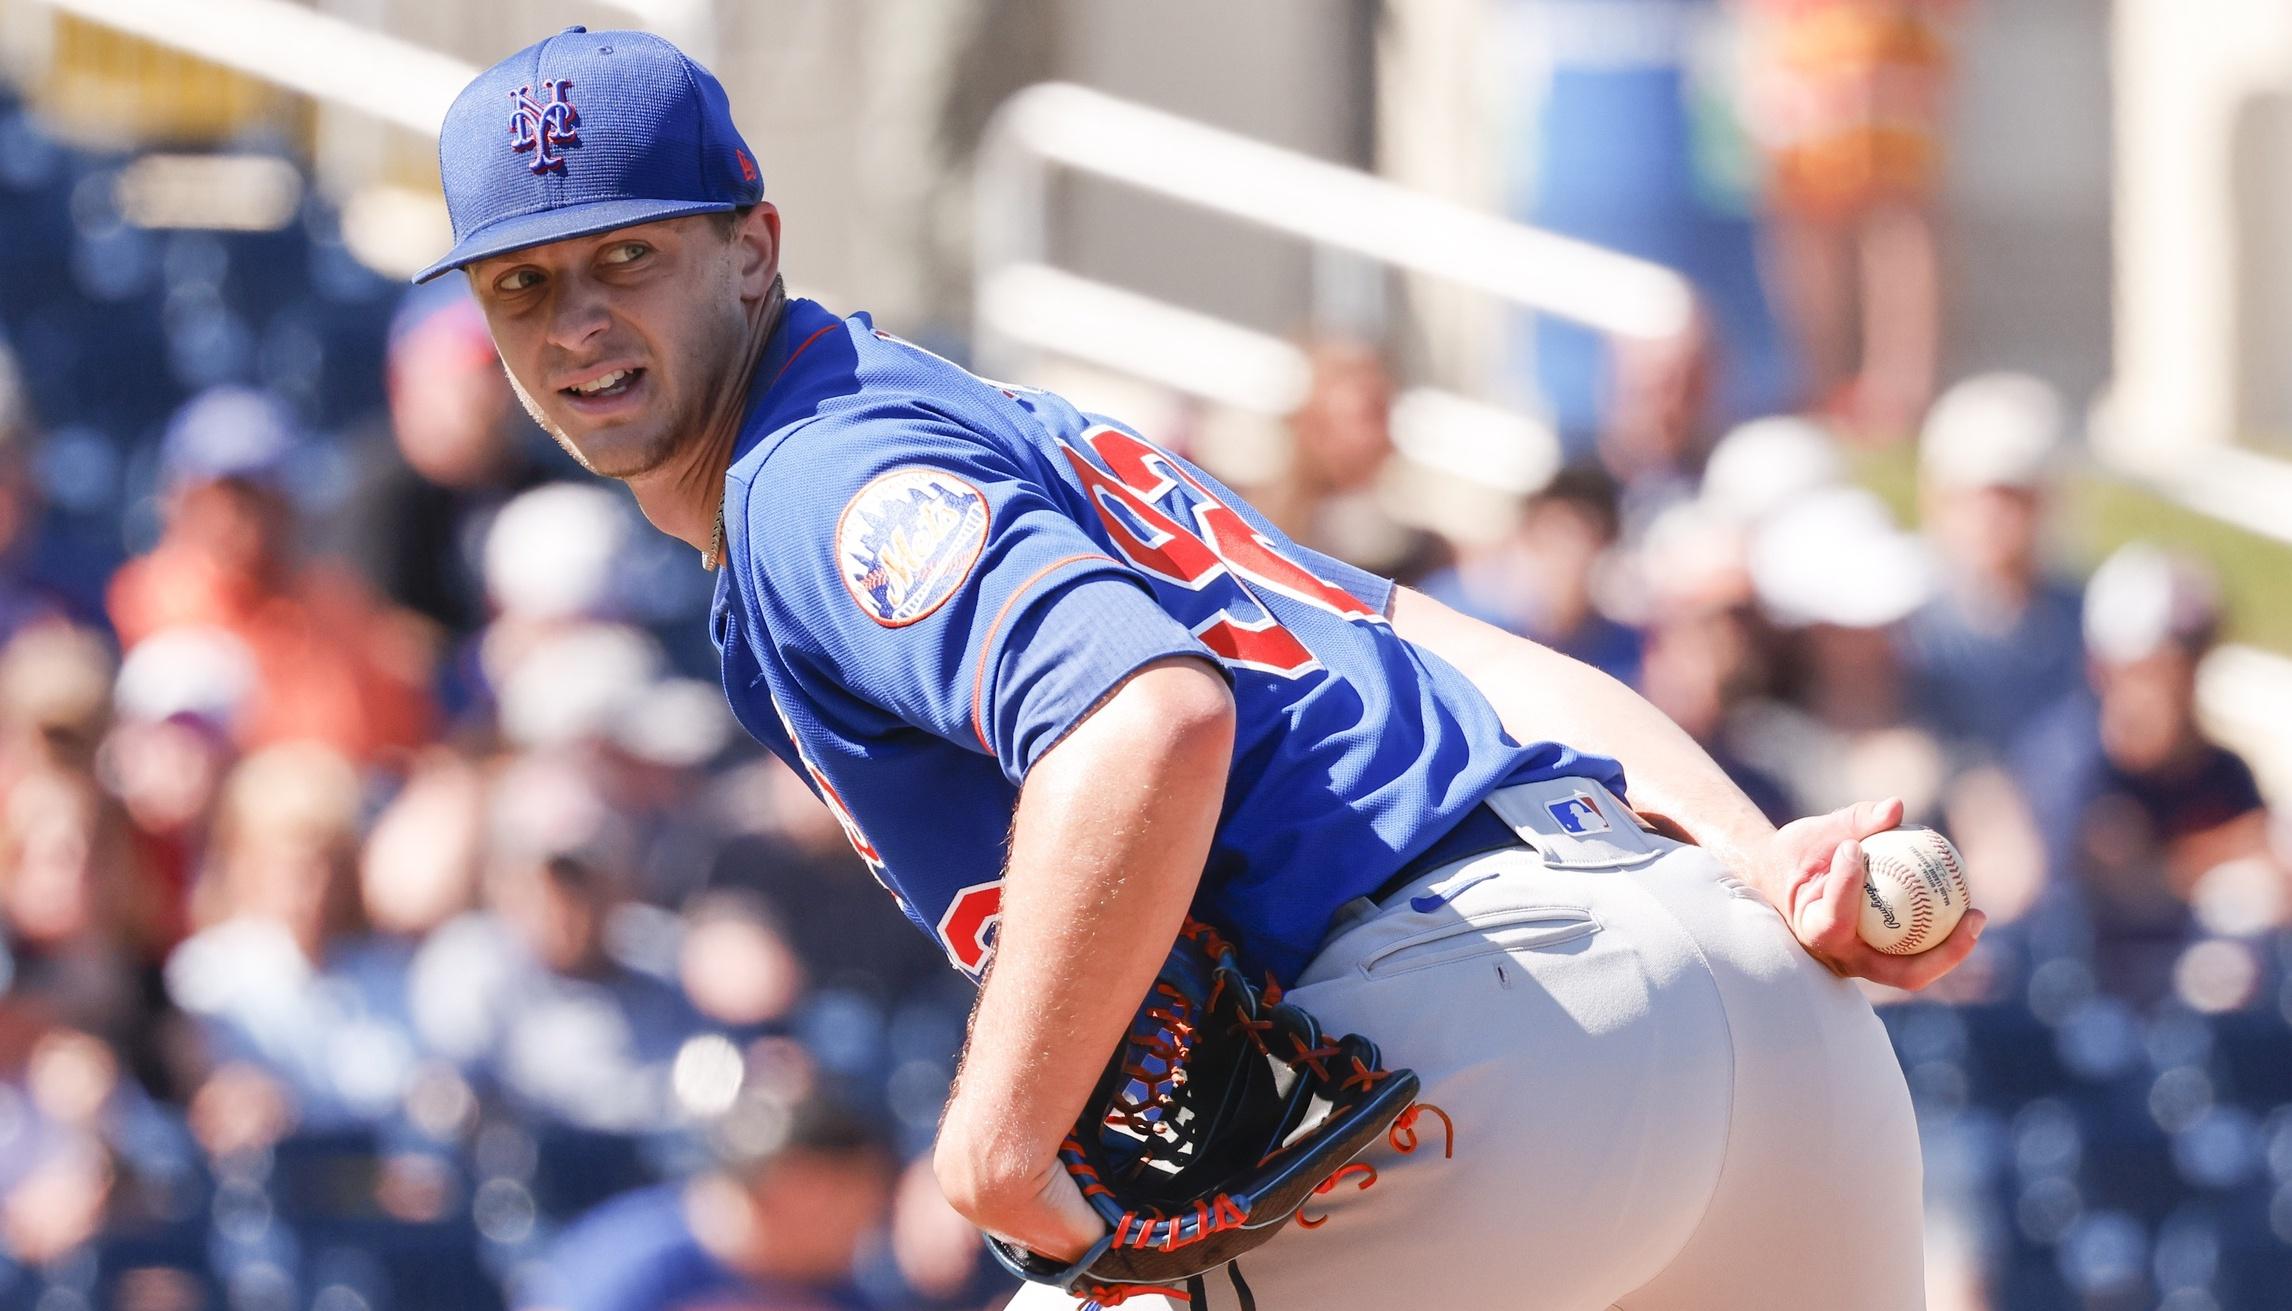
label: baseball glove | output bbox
[986,919,1449,1309]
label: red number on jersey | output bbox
[1060,426,1377,676]
[937,880,1002,977]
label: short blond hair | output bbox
[216,742,364,851]
[203,742,367,936]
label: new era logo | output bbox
[508,79,580,174]
[1547,794,1610,836]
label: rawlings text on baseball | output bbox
[1856,826,1970,956]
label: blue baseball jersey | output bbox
[713,299,1625,981]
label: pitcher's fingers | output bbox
[1798,837,1868,958]
[1848,796,1906,840]
[1853,910,1988,992]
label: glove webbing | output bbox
[1075,1104,1456,1308]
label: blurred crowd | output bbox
[0,3,2285,1305]
[0,94,1004,1307]
[1244,340,2291,1311]
[24,311,2288,1311]
[1484,3,2292,1302]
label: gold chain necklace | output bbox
[699,276,786,575]
[701,497,726,572]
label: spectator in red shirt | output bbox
[106,388,433,767]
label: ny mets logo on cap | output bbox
[837,468,991,627]
[508,78,580,174]
[1547,792,1612,836]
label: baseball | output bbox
[1856,826,1970,955]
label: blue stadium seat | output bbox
[1964,1002,2075,1106]
[2212,1008,2292,1105]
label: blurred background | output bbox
[0,0,2284,1308]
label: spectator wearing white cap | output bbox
[1897,372,2089,765]
[1734,486,1946,822]
[1698,414,1849,532]
[2064,547,2277,1004]
[475,483,647,728]
[95,628,256,924]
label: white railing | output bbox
[2093,437,2292,550]
[970,81,1694,486]
[2200,646,2292,803]
[977,82,1694,350]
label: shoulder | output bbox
[737,308,1026,471]
[556,1182,689,1245]
[2194,742,2264,807]
[414,908,513,959]
[2039,575,2087,614]
[409,912,521,990]
[733,374,1028,499]
[600,958,698,1022]
[730,304,1070,506]
[536,1184,711,1311]
[164,919,306,1013]
[727,408,1030,617]
[2032,577,2088,643]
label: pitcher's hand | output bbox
[1764,797,1985,990]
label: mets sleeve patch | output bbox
[836,467,993,627]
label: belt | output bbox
[1368,803,1529,906]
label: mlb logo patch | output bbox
[837,467,991,627]
[1546,793,1611,836]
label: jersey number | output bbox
[1060,426,1377,677]
[938,880,1001,978]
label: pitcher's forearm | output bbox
[1388,586,1781,897]
[935,656,1235,1252]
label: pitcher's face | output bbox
[469,215,756,480]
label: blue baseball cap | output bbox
[415,26,764,284]
[161,386,300,490]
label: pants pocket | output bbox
[1358,906,1600,979]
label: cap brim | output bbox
[412,196,739,283]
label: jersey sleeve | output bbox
[1278,537,1396,619]
[1161,447,1396,617]
[739,417,1221,781]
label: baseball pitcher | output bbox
[421,28,1983,1310]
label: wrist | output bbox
[1623,775,1777,892]
[932,1112,1052,1226]
[933,1122,1101,1262]
[1683,818,1782,900]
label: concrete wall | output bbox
[228,0,2129,413]
[708,0,1373,338]
[1371,0,2115,415]
[1047,0,1373,338]
[1940,0,2114,407]
[2111,0,2292,461]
